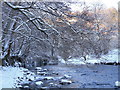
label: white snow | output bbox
[100,49,119,63]
[0,66,35,89]
[43,76,54,80]
[0,49,119,89]
[58,58,66,64]
[35,67,42,70]
[60,49,119,65]
[115,81,120,87]
[4,41,9,50]
[35,81,43,86]
[63,74,72,79]
[86,49,119,64]
[60,79,72,84]
[86,59,101,64]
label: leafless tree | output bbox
[1,1,118,66]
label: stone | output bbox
[35,67,42,70]
[49,83,54,87]
[115,81,120,87]
[41,87,49,89]
[52,72,59,75]
[43,69,48,71]
[23,86,30,88]
[37,72,47,75]
[20,81,30,87]
[35,81,43,86]
[59,79,72,85]
[43,76,54,80]
[62,74,72,79]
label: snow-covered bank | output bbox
[0,49,119,89]
[0,66,35,89]
[59,49,119,65]
[0,66,72,89]
[100,49,119,63]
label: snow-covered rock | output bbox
[36,68,48,73]
[22,85,30,88]
[28,75,35,81]
[115,81,120,87]
[58,58,66,64]
[52,72,59,75]
[49,83,54,86]
[41,86,49,89]
[43,69,48,71]
[37,72,47,75]
[49,83,59,87]
[43,76,54,80]
[35,67,42,70]
[62,74,72,79]
[35,81,43,86]
[20,81,30,86]
[59,79,72,85]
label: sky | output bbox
[70,0,119,11]
[96,0,119,9]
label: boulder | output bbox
[62,74,72,79]
[43,76,54,80]
[35,81,43,86]
[59,79,72,85]
[115,81,120,87]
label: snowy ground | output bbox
[0,66,35,89]
[100,49,119,63]
[61,49,119,65]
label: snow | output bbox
[60,49,119,65]
[58,58,66,64]
[0,49,119,89]
[115,81,120,87]
[4,41,9,50]
[43,76,54,80]
[0,66,35,89]
[86,49,119,64]
[60,79,72,84]
[61,79,72,83]
[35,67,42,70]
[86,59,101,64]
[0,66,23,89]
[67,58,86,65]
[63,74,72,79]
[35,81,43,86]
[100,49,119,63]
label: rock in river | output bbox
[35,81,43,86]
[59,79,72,85]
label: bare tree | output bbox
[1,1,118,66]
